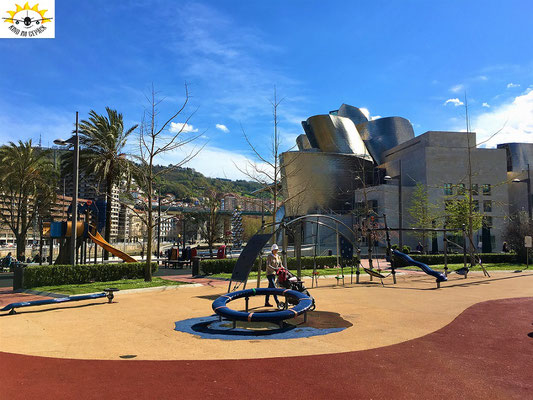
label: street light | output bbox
[384,159,403,247]
[512,163,531,219]
[54,112,79,266]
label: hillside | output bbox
[154,165,262,200]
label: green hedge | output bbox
[22,262,158,289]
[393,252,517,267]
[200,255,359,275]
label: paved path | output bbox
[0,297,531,399]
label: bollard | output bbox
[12,263,26,291]
[192,257,200,277]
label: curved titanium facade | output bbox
[305,114,371,158]
[296,134,312,151]
[497,143,533,172]
[280,151,374,216]
[301,120,319,149]
[337,104,369,126]
[356,117,415,164]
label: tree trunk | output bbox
[145,179,153,282]
[16,233,26,261]
[103,174,113,260]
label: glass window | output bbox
[444,183,453,196]
[484,216,493,228]
[483,200,492,212]
[457,183,465,195]
[472,184,479,195]
[473,200,479,212]
[482,184,491,195]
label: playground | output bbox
[1,267,533,399]
[1,215,533,398]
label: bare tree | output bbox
[192,188,224,257]
[128,84,203,281]
[237,88,307,237]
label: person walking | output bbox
[265,244,282,307]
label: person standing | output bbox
[265,244,282,307]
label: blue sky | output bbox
[1,0,532,179]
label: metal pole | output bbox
[443,225,448,277]
[257,253,262,288]
[335,222,340,268]
[462,224,467,269]
[157,188,161,261]
[70,112,79,267]
[527,164,531,220]
[398,160,403,248]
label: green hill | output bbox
[154,165,262,200]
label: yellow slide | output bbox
[88,231,137,263]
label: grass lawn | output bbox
[209,263,529,279]
[31,277,188,295]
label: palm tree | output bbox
[0,140,57,260]
[62,108,137,259]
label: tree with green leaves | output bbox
[407,182,440,250]
[0,140,57,260]
[444,194,483,232]
[61,107,137,259]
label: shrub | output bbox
[22,262,158,289]
[392,252,517,267]
[200,255,359,275]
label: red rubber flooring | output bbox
[1,297,531,400]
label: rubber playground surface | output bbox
[1,271,532,399]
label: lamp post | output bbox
[384,159,403,247]
[512,163,532,219]
[54,112,79,266]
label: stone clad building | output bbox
[281,103,529,254]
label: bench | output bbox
[1,288,119,315]
[162,259,191,269]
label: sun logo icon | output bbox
[3,2,53,29]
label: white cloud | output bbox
[169,122,198,133]
[359,107,382,121]
[477,75,488,81]
[507,83,520,88]
[444,98,464,107]
[450,84,464,93]
[215,124,229,133]
[482,102,490,108]
[468,89,533,147]
[359,107,370,119]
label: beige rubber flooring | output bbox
[1,271,532,361]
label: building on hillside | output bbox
[222,193,266,213]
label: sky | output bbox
[1,0,532,180]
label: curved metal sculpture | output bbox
[337,103,369,126]
[356,117,415,164]
[305,114,371,157]
[280,151,373,216]
[497,143,533,171]
[296,134,313,151]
